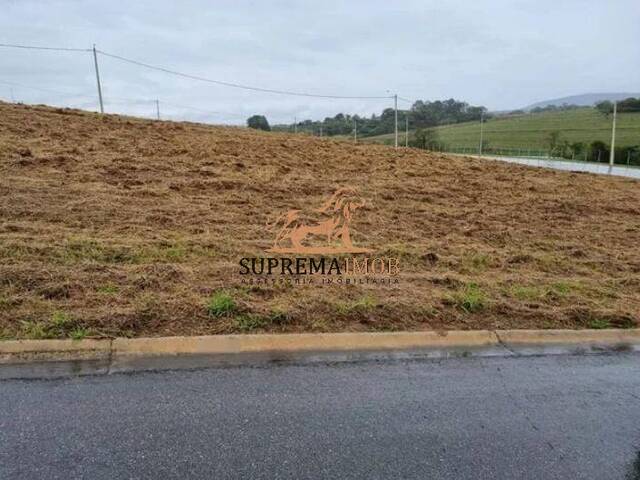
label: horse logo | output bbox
[267,187,372,254]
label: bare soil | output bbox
[1,102,638,339]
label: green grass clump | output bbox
[234,314,267,332]
[96,284,119,295]
[335,294,377,315]
[162,245,186,261]
[588,319,611,329]
[463,253,492,272]
[550,282,571,296]
[69,327,89,340]
[0,328,12,340]
[207,291,236,317]
[20,321,47,339]
[266,309,289,325]
[233,308,290,332]
[452,283,487,313]
[20,311,89,339]
[507,282,572,302]
[60,239,141,264]
[509,285,545,301]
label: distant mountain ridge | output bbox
[524,93,640,111]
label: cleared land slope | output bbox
[0,102,638,339]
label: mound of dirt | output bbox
[0,101,638,339]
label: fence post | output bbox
[92,44,104,114]
[155,99,160,120]
[405,115,408,147]
[609,101,617,166]
[394,94,398,149]
[478,111,484,156]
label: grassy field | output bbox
[362,108,640,150]
[0,102,639,340]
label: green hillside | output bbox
[361,108,640,151]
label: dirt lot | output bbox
[0,101,638,339]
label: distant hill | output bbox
[524,93,640,111]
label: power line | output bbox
[0,79,96,100]
[0,78,249,121]
[1,42,395,100]
[160,100,247,119]
[96,49,393,100]
[0,43,90,52]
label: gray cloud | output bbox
[1,0,638,124]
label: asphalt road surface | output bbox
[1,353,639,479]
[480,155,640,179]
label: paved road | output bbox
[474,154,640,179]
[1,354,640,479]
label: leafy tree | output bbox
[569,142,586,158]
[247,115,271,131]
[546,131,562,156]
[618,145,640,165]
[595,101,613,115]
[617,97,640,112]
[595,98,640,115]
[589,140,608,162]
[410,99,485,129]
[411,128,439,149]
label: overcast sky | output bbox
[1,0,638,124]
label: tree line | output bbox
[596,97,640,115]
[247,98,488,136]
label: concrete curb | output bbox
[494,329,640,355]
[1,329,638,379]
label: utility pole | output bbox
[405,115,408,147]
[155,99,160,120]
[92,44,104,114]
[354,118,357,143]
[10,87,15,103]
[394,94,398,149]
[479,111,484,156]
[294,116,297,134]
[320,124,323,137]
[609,101,617,166]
